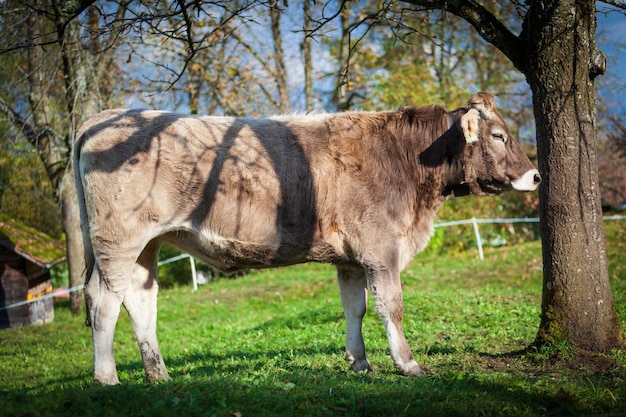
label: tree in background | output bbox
[115,0,294,116]
[402,0,625,354]
[0,0,130,311]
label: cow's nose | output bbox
[533,172,542,185]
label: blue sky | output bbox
[596,9,626,115]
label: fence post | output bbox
[471,217,484,260]
[189,255,198,291]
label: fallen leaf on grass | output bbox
[328,406,348,413]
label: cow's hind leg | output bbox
[122,241,170,383]
[85,263,123,385]
[367,265,425,376]
[337,263,373,372]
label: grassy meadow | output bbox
[1,221,625,417]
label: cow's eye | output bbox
[492,133,507,143]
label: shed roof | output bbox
[0,214,66,268]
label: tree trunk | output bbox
[60,170,86,312]
[25,12,84,312]
[525,0,624,352]
[22,8,114,313]
[303,0,313,112]
[270,0,290,113]
[335,5,351,111]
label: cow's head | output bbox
[450,92,541,196]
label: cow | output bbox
[74,92,540,385]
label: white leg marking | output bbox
[337,263,373,372]
[368,267,426,376]
[86,264,123,385]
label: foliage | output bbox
[329,3,533,138]
[0,138,62,238]
[427,190,541,255]
[113,1,296,116]
[0,221,624,417]
[50,262,69,288]
[157,244,195,288]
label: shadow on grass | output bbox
[6,343,626,417]
[8,302,621,416]
[248,307,345,332]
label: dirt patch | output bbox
[563,349,622,373]
[478,347,625,377]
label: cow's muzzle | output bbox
[512,169,541,191]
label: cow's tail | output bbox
[73,125,96,327]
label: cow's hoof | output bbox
[94,374,121,386]
[146,371,171,383]
[396,360,428,377]
[409,368,427,377]
[349,359,374,373]
[402,364,428,377]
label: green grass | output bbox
[1,221,625,417]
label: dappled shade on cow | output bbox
[74,92,540,385]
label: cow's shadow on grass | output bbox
[7,342,625,417]
[6,303,624,416]
[8,347,602,417]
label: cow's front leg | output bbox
[367,266,425,376]
[337,263,373,372]
[123,242,170,383]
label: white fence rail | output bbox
[434,215,626,261]
[158,253,199,290]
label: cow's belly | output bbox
[159,229,345,272]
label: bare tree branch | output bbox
[60,0,97,16]
[400,0,527,73]
[304,0,348,39]
[127,1,256,92]
[599,0,626,10]
[0,96,38,142]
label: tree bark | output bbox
[335,5,351,111]
[270,0,290,113]
[525,0,624,352]
[60,171,86,313]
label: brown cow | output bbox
[74,92,540,385]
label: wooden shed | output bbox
[0,215,65,328]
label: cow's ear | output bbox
[467,92,496,120]
[461,108,481,143]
